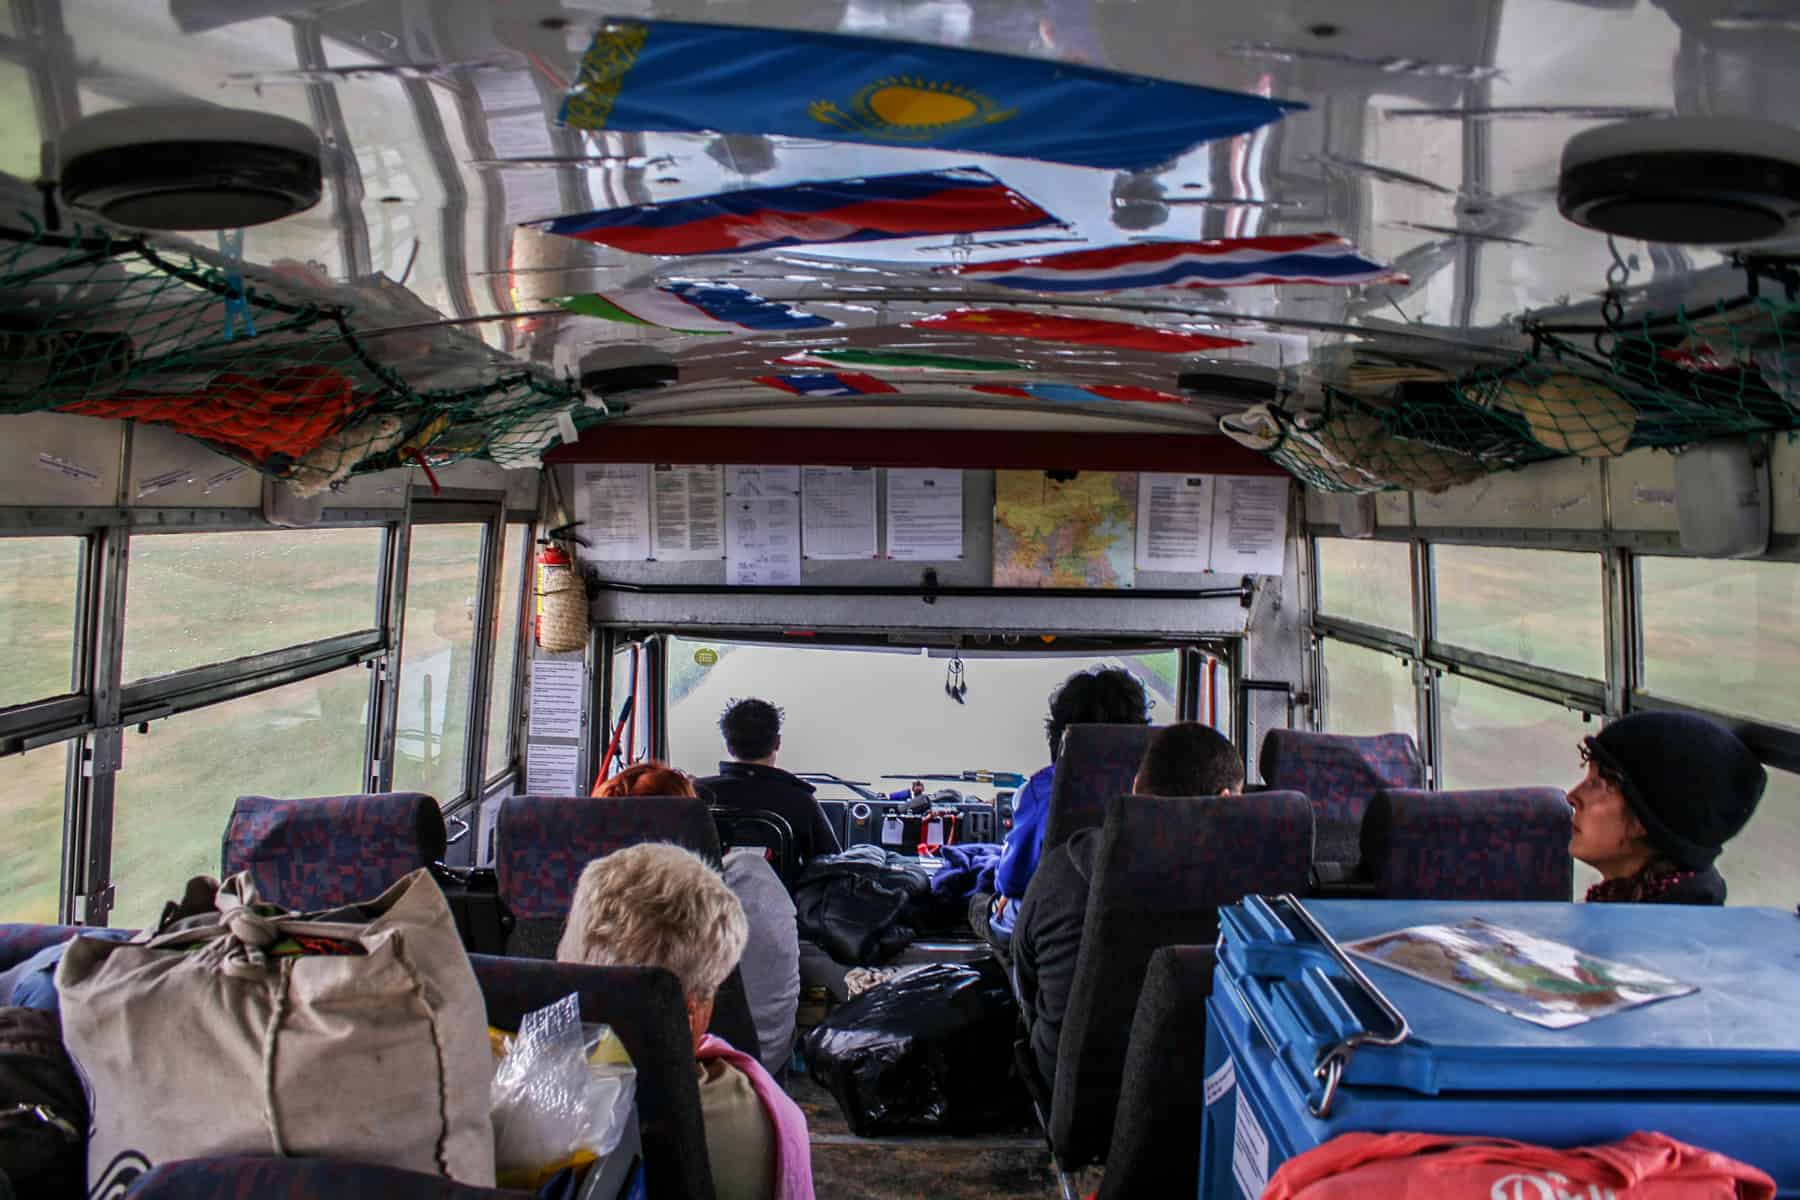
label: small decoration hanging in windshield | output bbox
[945,653,967,705]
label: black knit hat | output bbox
[1584,711,1766,871]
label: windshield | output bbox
[666,637,1178,800]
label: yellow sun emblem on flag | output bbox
[810,77,1016,142]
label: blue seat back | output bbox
[1050,791,1313,1169]
[1042,724,1155,854]
[1258,729,1424,863]
[1362,787,1573,901]
[221,793,446,910]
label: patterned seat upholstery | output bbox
[122,1156,532,1199]
[1362,787,1573,901]
[495,794,722,957]
[494,795,758,1062]
[472,955,714,1200]
[1096,945,1218,1200]
[1049,791,1313,1170]
[1042,724,1155,854]
[1259,730,1424,865]
[221,793,446,910]
[0,923,88,971]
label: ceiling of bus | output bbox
[5,0,1797,460]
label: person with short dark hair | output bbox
[1014,722,1240,1092]
[697,698,841,868]
[1570,710,1765,905]
[974,668,1150,953]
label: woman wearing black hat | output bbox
[1568,711,1767,905]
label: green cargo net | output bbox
[1224,295,1800,493]
[0,219,592,494]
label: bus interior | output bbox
[5,0,1800,1197]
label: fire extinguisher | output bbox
[535,522,588,652]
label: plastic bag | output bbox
[802,959,1028,1135]
[490,993,637,1190]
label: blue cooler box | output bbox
[1199,896,1800,1199]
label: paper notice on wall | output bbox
[725,465,801,497]
[651,464,725,560]
[1232,1087,1270,1200]
[525,742,580,796]
[727,495,802,585]
[528,659,586,739]
[574,463,651,561]
[1209,476,1290,577]
[886,468,964,561]
[1135,473,1214,572]
[801,466,877,559]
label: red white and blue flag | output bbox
[754,372,899,397]
[943,234,1404,292]
[530,167,1056,256]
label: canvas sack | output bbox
[57,868,495,1188]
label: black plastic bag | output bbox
[802,960,1029,1135]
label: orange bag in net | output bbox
[1262,1131,1775,1200]
[62,366,364,464]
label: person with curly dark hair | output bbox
[698,697,841,869]
[1571,711,1765,905]
[973,667,1150,954]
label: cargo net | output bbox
[0,220,590,494]
[1224,293,1800,493]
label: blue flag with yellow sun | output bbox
[559,20,1298,172]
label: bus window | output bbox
[0,537,83,706]
[0,742,68,923]
[483,524,531,785]
[1438,674,1589,793]
[1433,546,1603,680]
[392,524,484,804]
[1718,772,1799,908]
[1316,538,1411,632]
[110,667,371,928]
[122,529,383,684]
[664,637,1177,794]
[1320,641,1416,739]
[1639,556,1800,727]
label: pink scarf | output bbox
[696,1033,814,1200]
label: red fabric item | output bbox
[62,366,362,463]
[910,308,1250,353]
[1263,1131,1775,1200]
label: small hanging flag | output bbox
[911,309,1250,354]
[559,19,1298,171]
[942,234,1405,292]
[754,372,900,397]
[529,167,1056,256]
[973,383,1189,405]
[556,284,835,334]
[777,348,1022,373]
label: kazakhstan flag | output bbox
[559,20,1298,172]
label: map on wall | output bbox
[993,470,1136,588]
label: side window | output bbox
[1315,537,1411,632]
[483,524,531,784]
[1433,546,1603,680]
[1,536,84,705]
[0,743,71,923]
[392,524,485,803]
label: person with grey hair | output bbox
[558,844,814,1200]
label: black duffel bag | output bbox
[802,959,1029,1136]
[0,1006,87,1198]
[793,847,933,966]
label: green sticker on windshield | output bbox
[694,647,718,666]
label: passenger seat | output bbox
[1361,786,1572,900]
[1258,729,1424,866]
[1041,723,1157,854]
[221,792,446,909]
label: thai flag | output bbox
[529,167,1056,256]
[944,234,1405,292]
[754,373,899,397]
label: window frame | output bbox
[484,521,535,789]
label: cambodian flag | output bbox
[559,19,1298,172]
[754,373,899,397]
[529,168,1056,256]
[944,235,1406,292]
[911,309,1250,354]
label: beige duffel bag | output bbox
[58,868,496,1186]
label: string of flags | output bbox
[555,284,836,334]
[909,310,1251,354]
[942,234,1405,292]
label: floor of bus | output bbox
[789,937,1103,1199]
